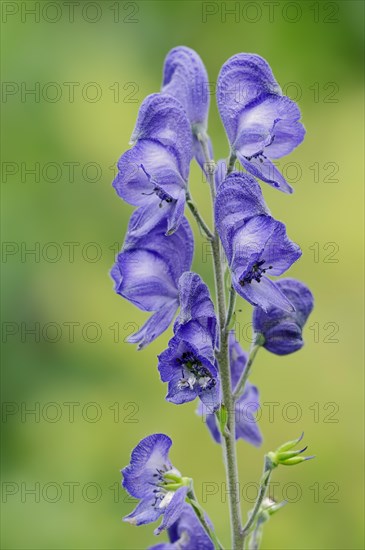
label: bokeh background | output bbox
[1,1,364,548]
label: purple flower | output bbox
[174,272,217,347]
[253,278,314,355]
[162,46,212,172]
[158,334,220,408]
[217,54,305,193]
[198,333,262,446]
[158,273,220,409]
[113,93,193,235]
[111,214,194,349]
[214,171,270,254]
[122,434,188,535]
[149,504,214,549]
[215,172,301,312]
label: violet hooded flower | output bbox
[217,54,305,193]
[161,46,213,172]
[174,271,217,346]
[198,333,262,446]
[215,172,301,311]
[122,434,189,535]
[158,272,220,410]
[253,278,314,355]
[111,213,194,349]
[149,503,214,550]
[113,93,193,236]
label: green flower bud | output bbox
[268,434,314,468]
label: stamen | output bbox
[239,260,272,286]
[177,352,215,392]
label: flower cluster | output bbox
[112,46,314,548]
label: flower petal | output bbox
[123,495,162,526]
[154,486,189,535]
[130,93,193,178]
[116,248,178,311]
[234,95,305,159]
[175,272,217,346]
[162,46,210,128]
[252,278,314,355]
[113,140,181,206]
[230,215,301,281]
[215,172,270,257]
[237,152,293,194]
[127,301,178,350]
[217,53,281,144]
[233,276,294,313]
[163,503,215,549]
[112,216,194,348]
[122,434,172,499]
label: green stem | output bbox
[197,132,243,550]
[187,489,225,550]
[227,151,237,175]
[186,193,214,240]
[233,339,263,401]
[241,458,273,540]
[225,285,236,331]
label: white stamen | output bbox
[187,375,196,390]
[159,491,174,509]
[198,376,211,389]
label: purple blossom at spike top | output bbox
[217,54,305,193]
[215,172,302,312]
[149,504,214,550]
[158,272,220,410]
[122,434,188,535]
[113,93,193,236]
[111,214,193,349]
[198,333,262,446]
[161,46,213,172]
[253,278,314,355]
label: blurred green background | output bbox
[1,1,364,548]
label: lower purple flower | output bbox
[158,272,220,409]
[122,434,189,535]
[198,333,262,446]
[158,331,220,409]
[111,213,194,349]
[149,503,214,549]
[229,214,302,312]
[253,278,314,355]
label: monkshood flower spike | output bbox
[253,278,314,355]
[197,333,262,446]
[162,46,213,172]
[114,46,315,550]
[111,214,193,349]
[113,93,193,236]
[122,434,190,535]
[217,54,305,193]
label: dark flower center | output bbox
[140,164,175,207]
[239,259,272,286]
[177,351,215,392]
[141,186,174,207]
[245,152,267,163]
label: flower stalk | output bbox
[187,488,225,550]
[198,131,243,549]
